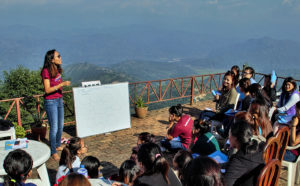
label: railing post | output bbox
[15,98,22,126]
[190,77,195,105]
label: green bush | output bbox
[13,122,26,138]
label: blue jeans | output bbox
[160,137,185,151]
[44,98,64,155]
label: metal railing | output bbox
[1,72,299,127]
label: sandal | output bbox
[56,146,63,151]
[52,153,60,161]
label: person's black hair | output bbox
[173,150,192,181]
[59,137,82,172]
[183,157,223,186]
[41,49,62,78]
[282,77,297,93]
[230,120,259,154]
[81,156,100,178]
[3,149,33,186]
[244,66,255,77]
[169,104,183,117]
[296,101,300,110]
[119,160,139,185]
[231,65,240,86]
[193,119,210,136]
[239,78,251,93]
[138,132,156,144]
[137,143,170,184]
[249,83,272,108]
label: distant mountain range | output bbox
[1,25,300,82]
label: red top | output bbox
[170,114,193,149]
[41,68,63,100]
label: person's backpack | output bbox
[0,119,13,131]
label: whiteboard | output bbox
[73,82,131,138]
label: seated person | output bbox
[173,150,192,182]
[189,119,220,156]
[273,77,300,128]
[1,149,36,186]
[249,99,273,139]
[242,66,256,84]
[283,101,300,162]
[58,173,91,186]
[56,137,87,183]
[134,143,182,186]
[183,156,223,186]
[224,120,265,186]
[231,65,241,87]
[249,83,273,110]
[263,74,277,102]
[80,156,100,178]
[130,132,155,162]
[234,112,266,143]
[238,78,252,111]
[212,71,238,122]
[161,104,193,151]
[119,160,140,186]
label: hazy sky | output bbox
[0,0,300,40]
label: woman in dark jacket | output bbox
[224,120,265,186]
[134,143,182,186]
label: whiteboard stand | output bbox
[73,82,131,138]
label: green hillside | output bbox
[64,63,136,86]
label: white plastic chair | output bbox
[281,143,300,186]
[0,127,16,140]
[233,93,240,110]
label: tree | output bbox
[0,66,45,126]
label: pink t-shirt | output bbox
[41,68,63,100]
[170,114,193,149]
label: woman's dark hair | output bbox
[169,104,183,117]
[222,71,236,90]
[296,101,300,110]
[41,49,62,78]
[81,156,100,178]
[3,149,33,186]
[59,137,82,171]
[239,78,251,93]
[173,150,192,181]
[234,112,257,135]
[249,99,273,138]
[137,143,170,184]
[249,83,272,108]
[231,65,240,86]
[138,132,156,144]
[183,157,223,186]
[119,160,139,185]
[193,119,210,136]
[58,173,91,186]
[230,120,259,154]
[282,77,297,93]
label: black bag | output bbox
[0,119,14,131]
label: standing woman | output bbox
[41,49,71,160]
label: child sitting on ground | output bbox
[130,132,155,162]
[1,149,35,186]
[119,160,140,186]
[56,137,87,183]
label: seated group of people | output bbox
[2,65,300,186]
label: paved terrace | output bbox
[42,100,295,186]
